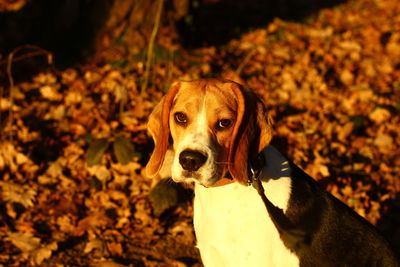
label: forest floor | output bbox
[0,0,400,266]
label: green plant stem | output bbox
[141,0,164,95]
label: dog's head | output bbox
[145,79,272,187]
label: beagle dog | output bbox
[146,79,398,266]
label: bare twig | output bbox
[0,50,51,66]
[163,48,174,93]
[235,48,257,77]
[141,0,164,95]
[2,45,53,141]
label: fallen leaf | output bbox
[6,232,40,253]
[369,108,391,123]
[84,239,105,254]
[108,242,123,256]
[87,165,111,183]
[374,133,393,148]
[75,212,113,236]
[0,181,36,208]
[31,242,58,265]
[340,69,354,86]
[40,85,62,101]
[113,136,136,165]
[86,138,111,166]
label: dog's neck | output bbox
[211,145,291,187]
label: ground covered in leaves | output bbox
[1,0,400,266]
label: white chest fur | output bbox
[193,146,300,267]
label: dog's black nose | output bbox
[179,150,207,171]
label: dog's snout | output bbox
[179,150,207,171]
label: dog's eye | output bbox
[216,119,232,130]
[174,112,188,125]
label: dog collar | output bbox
[248,152,266,186]
[212,152,266,187]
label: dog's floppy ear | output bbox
[228,83,273,185]
[145,82,180,178]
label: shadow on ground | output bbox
[377,193,400,258]
[177,0,346,48]
[0,0,111,72]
